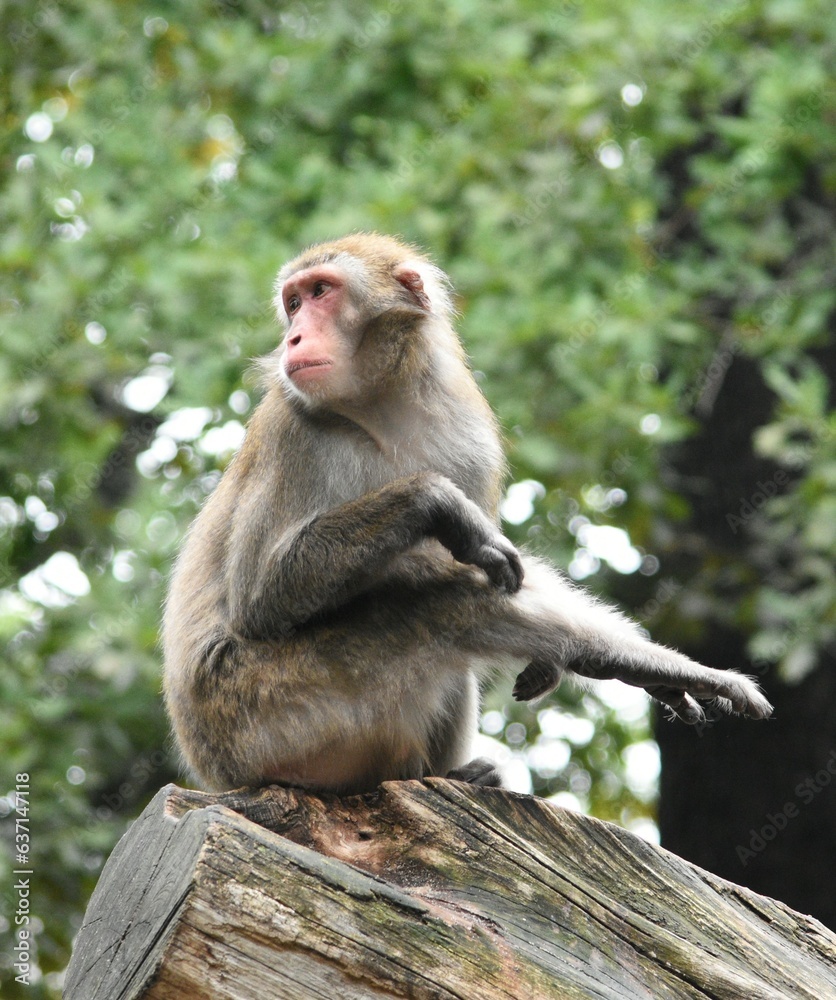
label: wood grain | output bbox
[65,780,836,999]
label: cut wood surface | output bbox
[65,779,836,999]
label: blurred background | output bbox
[1,0,834,995]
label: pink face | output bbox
[280,265,349,391]
[278,260,431,401]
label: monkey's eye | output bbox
[287,295,301,315]
[312,281,329,298]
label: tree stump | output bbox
[65,779,836,999]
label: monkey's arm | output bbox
[226,471,522,640]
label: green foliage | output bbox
[0,0,833,994]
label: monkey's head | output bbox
[270,234,460,412]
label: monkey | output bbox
[162,232,772,794]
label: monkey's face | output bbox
[275,258,432,415]
[282,265,350,384]
[271,236,463,424]
[279,263,359,401]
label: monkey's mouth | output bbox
[287,360,332,377]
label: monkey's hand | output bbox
[434,511,523,593]
[465,531,524,593]
[425,474,523,593]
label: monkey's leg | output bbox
[455,557,772,722]
[357,553,770,724]
[228,471,522,639]
[422,672,504,786]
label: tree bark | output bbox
[65,780,836,1000]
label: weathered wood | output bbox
[65,780,836,999]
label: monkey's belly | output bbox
[247,661,480,794]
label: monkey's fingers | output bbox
[513,660,562,702]
[645,686,705,724]
[473,538,524,593]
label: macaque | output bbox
[162,233,772,793]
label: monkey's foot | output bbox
[659,673,773,721]
[720,677,773,719]
[567,654,773,722]
[446,757,503,787]
[513,660,562,702]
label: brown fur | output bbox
[163,234,772,793]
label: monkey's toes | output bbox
[513,661,561,702]
[747,699,773,720]
[674,693,705,724]
[446,757,503,787]
[725,675,773,719]
[646,685,705,724]
[741,689,773,719]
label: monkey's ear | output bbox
[394,267,432,312]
